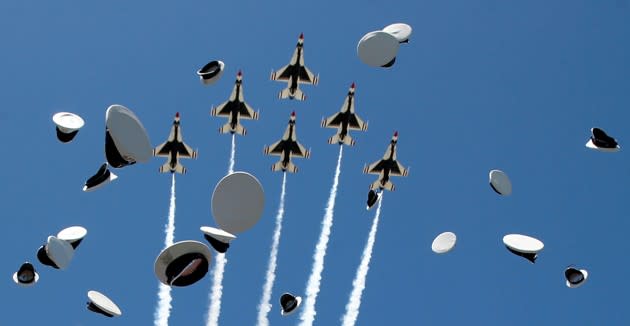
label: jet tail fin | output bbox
[159,162,171,174]
[328,134,355,146]
[371,179,395,191]
[219,123,246,135]
[272,160,297,173]
[174,163,187,174]
[279,87,306,101]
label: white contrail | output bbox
[228,134,236,174]
[299,146,344,326]
[256,173,288,326]
[206,134,236,326]
[341,195,384,326]
[154,174,177,326]
[206,253,227,326]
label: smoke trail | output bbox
[154,174,177,326]
[256,173,288,326]
[299,146,344,326]
[206,253,227,326]
[340,196,384,326]
[205,134,237,326]
[228,134,236,174]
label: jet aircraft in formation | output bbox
[264,111,310,173]
[211,70,259,135]
[321,82,368,145]
[364,132,409,208]
[271,33,319,101]
[153,112,198,174]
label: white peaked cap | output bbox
[357,31,400,67]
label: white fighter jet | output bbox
[263,111,310,173]
[153,112,198,174]
[210,70,259,135]
[363,131,409,191]
[270,33,319,101]
[321,82,368,145]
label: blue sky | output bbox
[2,1,630,325]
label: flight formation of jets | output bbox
[13,22,619,321]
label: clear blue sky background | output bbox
[2,1,629,325]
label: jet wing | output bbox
[271,64,293,81]
[265,140,285,156]
[363,159,386,175]
[347,114,367,131]
[322,112,344,128]
[211,100,234,117]
[154,141,171,157]
[177,141,197,158]
[290,140,310,158]
[297,65,318,85]
[389,161,409,177]
[240,102,258,120]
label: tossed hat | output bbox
[366,189,379,210]
[13,262,39,286]
[83,163,118,192]
[200,226,236,253]
[586,127,620,152]
[280,293,302,316]
[154,240,212,287]
[212,172,265,234]
[105,104,152,168]
[197,60,225,85]
[431,232,457,254]
[57,226,88,249]
[52,112,85,143]
[37,236,74,270]
[357,31,400,68]
[565,266,588,288]
[382,23,412,43]
[87,290,122,317]
[503,234,544,263]
[489,169,512,196]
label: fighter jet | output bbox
[210,70,259,135]
[270,33,319,101]
[153,112,198,174]
[263,111,310,173]
[321,82,368,146]
[363,131,409,191]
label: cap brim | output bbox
[12,271,39,286]
[53,112,85,131]
[585,139,620,152]
[383,23,412,43]
[87,290,122,317]
[431,232,457,254]
[57,226,88,249]
[197,61,225,85]
[281,296,302,316]
[503,234,544,253]
[200,226,236,243]
[489,170,512,196]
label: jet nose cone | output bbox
[175,112,180,118]
[394,131,398,137]
[350,82,356,89]
[299,33,304,40]
[237,70,242,78]
[291,111,296,118]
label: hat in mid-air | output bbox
[87,290,122,317]
[197,60,225,85]
[154,240,212,287]
[13,262,39,287]
[280,292,302,316]
[52,112,85,143]
[503,234,544,263]
[565,266,588,288]
[200,226,236,253]
[431,232,457,254]
[586,127,620,152]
